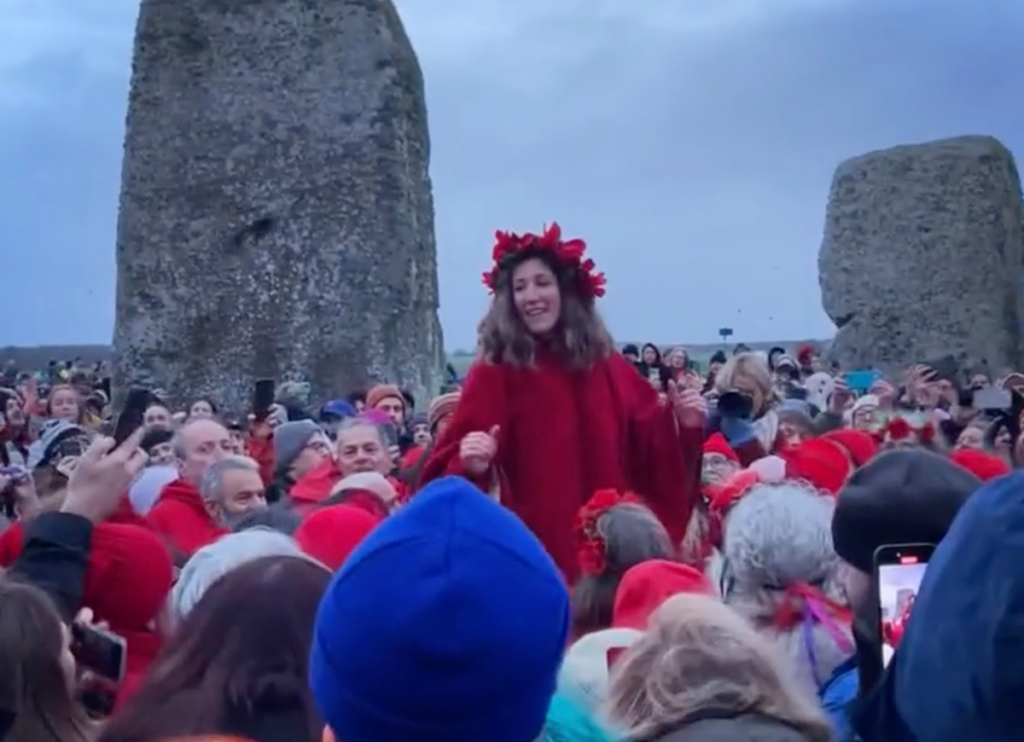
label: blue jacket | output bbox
[820,657,858,742]
[853,470,1024,742]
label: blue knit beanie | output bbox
[309,475,570,742]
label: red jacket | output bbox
[420,351,703,582]
[247,426,275,486]
[291,459,407,514]
[145,479,226,559]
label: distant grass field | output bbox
[4,338,828,379]
[446,338,828,377]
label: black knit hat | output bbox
[832,449,981,573]
[140,426,174,454]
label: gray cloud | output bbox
[2,0,1022,349]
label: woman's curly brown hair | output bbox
[477,250,614,370]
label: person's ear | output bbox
[322,726,336,742]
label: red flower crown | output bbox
[878,415,936,445]
[482,222,607,300]
[575,489,641,577]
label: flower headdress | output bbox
[575,489,641,576]
[877,414,936,446]
[482,222,607,300]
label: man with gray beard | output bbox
[200,456,268,529]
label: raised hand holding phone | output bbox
[62,428,148,524]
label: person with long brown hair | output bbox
[419,223,705,580]
[98,555,329,742]
[0,580,96,742]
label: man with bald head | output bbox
[146,418,234,560]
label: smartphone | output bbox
[845,370,880,394]
[874,543,934,667]
[71,623,127,683]
[974,387,1012,412]
[113,388,152,445]
[252,378,276,422]
[647,368,660,382]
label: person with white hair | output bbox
[711,352,781,464]
[199,455,268,528]
[166,527,318,626]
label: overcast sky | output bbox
[2,0,1022,351]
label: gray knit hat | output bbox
[273,420,322,477]
[26,419,88,470]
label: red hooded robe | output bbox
[419,350,703,581]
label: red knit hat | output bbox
[83,523,174,631]
[703,433,739,463]
[295,505,382,571]
[780,437,852,496]
[822,429,879,468]
[796,343,817,367]
[612,559,715,630]
[949,448,1011,482]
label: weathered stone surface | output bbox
[113,0,444,413]
[819,135,1024,375]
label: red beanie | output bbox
[781,437,852,496]
[612,559,715,630]
[703,433,739,463]
[823,429,879,468]
[949,448,1011,482]
[83,523,174,631]
[295,505,382,571]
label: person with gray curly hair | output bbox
[718,480,853,701]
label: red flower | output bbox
[575,489,642,577]
[887,417,912,441]
[483,222,606,300]
[559,239,586,262]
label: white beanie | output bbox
[128,465,179,515]
[557,627,643,710]
[168,528,315,624]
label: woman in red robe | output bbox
[419,223,706,581]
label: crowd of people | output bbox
[1,220,1020,742]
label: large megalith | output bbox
[113,0,444,413]
[819,135,1024,375]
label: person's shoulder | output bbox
[663,714,813,742]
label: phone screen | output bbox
[72,624,127,683]
[252,379,276,421]
[114,388,152,445]
[974,387,1012,411]
[875,544,933,667]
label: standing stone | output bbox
[819,135,1024,376]
[113,0,444,414]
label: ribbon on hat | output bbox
[771,582,854,686]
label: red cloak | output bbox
[419,351,702,581]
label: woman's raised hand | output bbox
[460,425,499,476]
[667,380,708,430]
